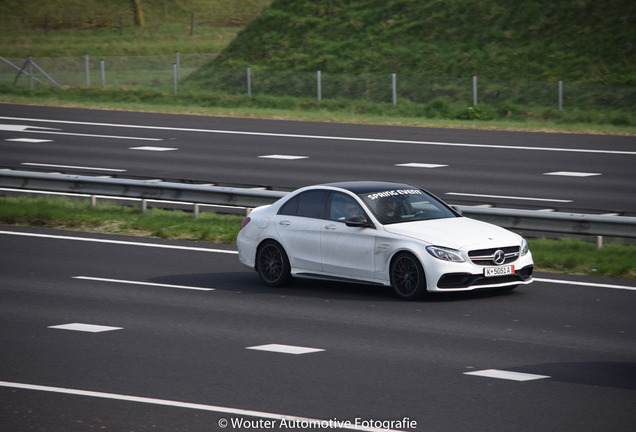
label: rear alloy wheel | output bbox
[256,240,292,287]
[390,253,427,300]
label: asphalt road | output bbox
[1,103,635,214]
[1,227,635,432]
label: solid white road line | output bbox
[0,381,402,432]
[0,230,238,254]
[446,192,574,203]
[2,116,634,155]
[2,230,634,291]
[10,129,162,141]
[534,277,636,291]
[21,162,126,172]
[73,276,215,291]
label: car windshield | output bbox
[358,187,458,225]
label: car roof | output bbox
[320,181,418,194]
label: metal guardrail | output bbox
[1,170,636,239]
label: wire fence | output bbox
[2,54,635,113]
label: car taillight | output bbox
[240,217,251,230]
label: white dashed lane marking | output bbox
[246,344,325,355]
[395,163,448,168]
[464,369,550,381]
[48,323,124,333]
[129,146,177,151]
[6,138,52,143]
[258,154,308,160]
[544,171,602,177]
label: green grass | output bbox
[0,0,272,57]
[1,85,634,135]
[210,0,636,86]
[2,0,635,131]
[0,196,244,243]
[1,196,635,280]
[528,238,636,280]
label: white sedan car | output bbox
[237,181,533,300]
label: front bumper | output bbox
[436,265,534,289]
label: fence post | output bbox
[173,63,178,95]
[175,52,180,82]
[28,56,33,89]
[247,67,252,97]
[100,59,105,87]
[84,54,90,86]
[392,73,397,106]
[472,75,478,106]
[317,70,322,102]
[558,80,563,112]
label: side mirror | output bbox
[345,215,372,228]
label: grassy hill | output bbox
[0,0,272,57]
[209,0,636,86]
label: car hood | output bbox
[382,217,521,250]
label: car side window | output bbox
[278,195,299,216]
[279,190,329,219]
[329,192,364,222]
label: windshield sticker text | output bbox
[367,189,422,200]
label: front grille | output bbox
[468,246,520,265]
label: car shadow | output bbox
[149,272,521,303]
[509,361,636,390]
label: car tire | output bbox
[256,240,293,287]
[390,252,427,300]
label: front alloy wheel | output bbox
[256,240,292,287]
[390,253,427,300]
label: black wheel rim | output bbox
[392,256,419,297]
[259,244,283,284]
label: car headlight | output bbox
[521,238,529,256]
[426,245,465,263]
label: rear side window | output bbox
[278,190,328,219]
[297,190,329,219]
[278,195,299,215]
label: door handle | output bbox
[279,220,291,226]
[324,224,337,230]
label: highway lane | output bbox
[1,103,635,213]
[1,227,635,431]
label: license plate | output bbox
[484,265,515,277]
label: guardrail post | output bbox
[317,70,322,102]
[194,203,200,219]
[141,199,147,214]
[90,195,97,208]
[472,75,478,106]
[558,80,563,112]
[596,235,603,250]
